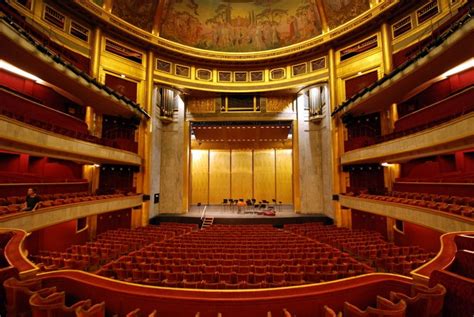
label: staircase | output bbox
[201,217,214,229]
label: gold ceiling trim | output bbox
[73,0,399,62]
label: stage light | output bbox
[381,162,393,167]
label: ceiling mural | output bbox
[111,0,160,32]
[322,0,371,29]
[159,0,323,52]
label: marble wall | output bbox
[296,86,333,216]
[320,90,335,219]
[157,95,187,214]
[147,89,163,218]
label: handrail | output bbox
[200,205,207,221]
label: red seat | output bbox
[390,284,446,317]
[344,296,407,316]
[3,277,57,317]
[323,305,337,317]
[75,302,106,317]
[29,291,91,317]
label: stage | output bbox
[152,205,332,227]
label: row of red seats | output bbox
[2,275,447,317]
[0,191,91,206]
[323,283,446,317]
[3,276,159,317]
[100,263,371,287]
[356,192,474,218]
[0,192,136,217]
[30,224,198,272]
[96,225,371,289]
[105,259,365,274]
[390,191,474,206]
[284,223,432,277]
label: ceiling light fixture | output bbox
[0,60,43,83]
[440,58,474,78]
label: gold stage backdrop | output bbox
[190,149,293,205]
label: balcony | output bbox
[341,112,474,164]
[339,195,474,233]
[0,194,143,232]
[0,116,141,165]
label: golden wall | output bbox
[231,151,253,201]
[209,150,231,204]
[276,149,293,204]
[190,149,293,205]
[190,150,208,205]
[253,150,276,203]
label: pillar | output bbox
[329,48,344,226]
[86,27,103,137]
[292,113,301,213]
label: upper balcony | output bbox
[0,14,149,120]
[0,115,141,165]
[341,111,474,165]
[332,8,474,117]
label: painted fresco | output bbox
[322,0,371,29]
[160,0,322,52]
[112,0,160,32]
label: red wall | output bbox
[99,165,136,193]
[392,37,431,69]
[400,150,474,182]
[25,220,89,254]
[397,67,474,118]
[344,71,379,100]
[351,209,388,239]
[346,165,385,194]
[393,222,442,253]
[96,209,132,235]
[104,74,137,102]
[0,152,83,180]
[0,69,85,120]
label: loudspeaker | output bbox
[154,193,160,204]
[332,194,339,201]
[142,194,150,202]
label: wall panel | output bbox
[191,150,208,204]
[231,151,253,200]
[209,150,231,204]
[254,150,276,202]
[190,149,293,205]
[276,149,293,204]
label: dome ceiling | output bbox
[106,0,372,53]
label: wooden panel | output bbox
[231,151,253,200]
[254,150,276,202]
[209,150,231,204]
[190,150,208,205]
[276,149,293,204]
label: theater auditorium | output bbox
[0,0,473,316]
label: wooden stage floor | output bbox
[152,205,332,226]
